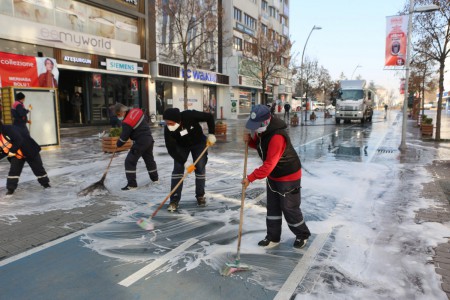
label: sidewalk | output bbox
[3,110,450,298]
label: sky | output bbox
[290,0,407,96]
[1,117,450,298]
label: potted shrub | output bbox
[102,127,132,153]
[215,120,227,135]
[421,117,433,136]
[290,113,299,126]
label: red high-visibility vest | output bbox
[123,108,144,129]
[0,134,25,159]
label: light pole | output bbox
[399,1,440,151]
[351,65,362,80]
[300,25,322,126]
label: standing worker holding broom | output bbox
[11,92,31,134]
[162,108,216,212]
[115,103,159,191]
[242,105,310,249]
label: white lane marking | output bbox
[274,233,329,300]
[118,238,199,287]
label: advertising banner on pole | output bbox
[385,15,408,67]
[0,51,58,88]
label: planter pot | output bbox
[215,123,227,135]
[290,117,299,126]
[421,123,433,136]
[102,137,132,153]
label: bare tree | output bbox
[413,0,450,140]
[409,48,437,116]
[157,0,220,109]
[240,18,292,105]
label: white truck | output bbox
[335,80,374,124]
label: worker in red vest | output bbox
[115,103,159,190]
[0,121,50,195]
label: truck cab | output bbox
[335,80,373,124]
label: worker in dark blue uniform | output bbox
[115,103,159,190]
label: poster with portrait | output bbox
[93,74,102,88]
[130,77,138,92]
[0,52,59,88]
[385,15,408,67]
[36,57,59,88]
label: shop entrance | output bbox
[58,70,87,125]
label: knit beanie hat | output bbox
[15,92,25,101]
[163,108,181,123]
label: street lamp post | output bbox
[300,25,322,126]
[399,1,440,151]
[351,64,362,80]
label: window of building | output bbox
[234,36,243,51]
[244,13,256,30]
[262,24,268,37]
[261,0,268,11]
[269,6,277,18]
[234,7,242,22]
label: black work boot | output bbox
[196,196,206,207]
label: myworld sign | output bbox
[180,68,217,83]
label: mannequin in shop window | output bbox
[71,92,83,124]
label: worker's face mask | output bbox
[255,124,268,133]
[167,123,180,132]
[118,116,124,121]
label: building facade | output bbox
[222,0,292,118]
[147,0,230,120]
[0,0,150,126]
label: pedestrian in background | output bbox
[242,104,310,249]
[270,102,276,116]
[284,102,291,120]
[0,120,50,195]
[115,103,159,190]
[11,92,31,133]
[162,108,216,212]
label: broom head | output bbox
[137,218,154,230]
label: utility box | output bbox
[1,87,60,149]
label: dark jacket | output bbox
[11,100,29,127]
[255,117,300,178]
[164,110,215,163]
[117,108,153,148]
[0,124,41,160]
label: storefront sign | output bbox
[180,68,217,83]
[0,15,140,59]
[63,56,92,65]
[106,59,138,73]
[123,0,138,5]
[0,51,59,88]
[240,75,260,89]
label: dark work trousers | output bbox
[7,155,49,191]
[265,178,310,242]
[125,141,158,186]
[170,143,208,204]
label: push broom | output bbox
[137,145,210,230]
[78,148,117,196]
[222,141,250,276]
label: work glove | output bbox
[28,104,32,110]
[185,162,195,173]
[206,134,216,146]
[7,152,16,158]
[27,120,32,124]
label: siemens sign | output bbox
[106,59,137,73]
[181,68,217,83]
